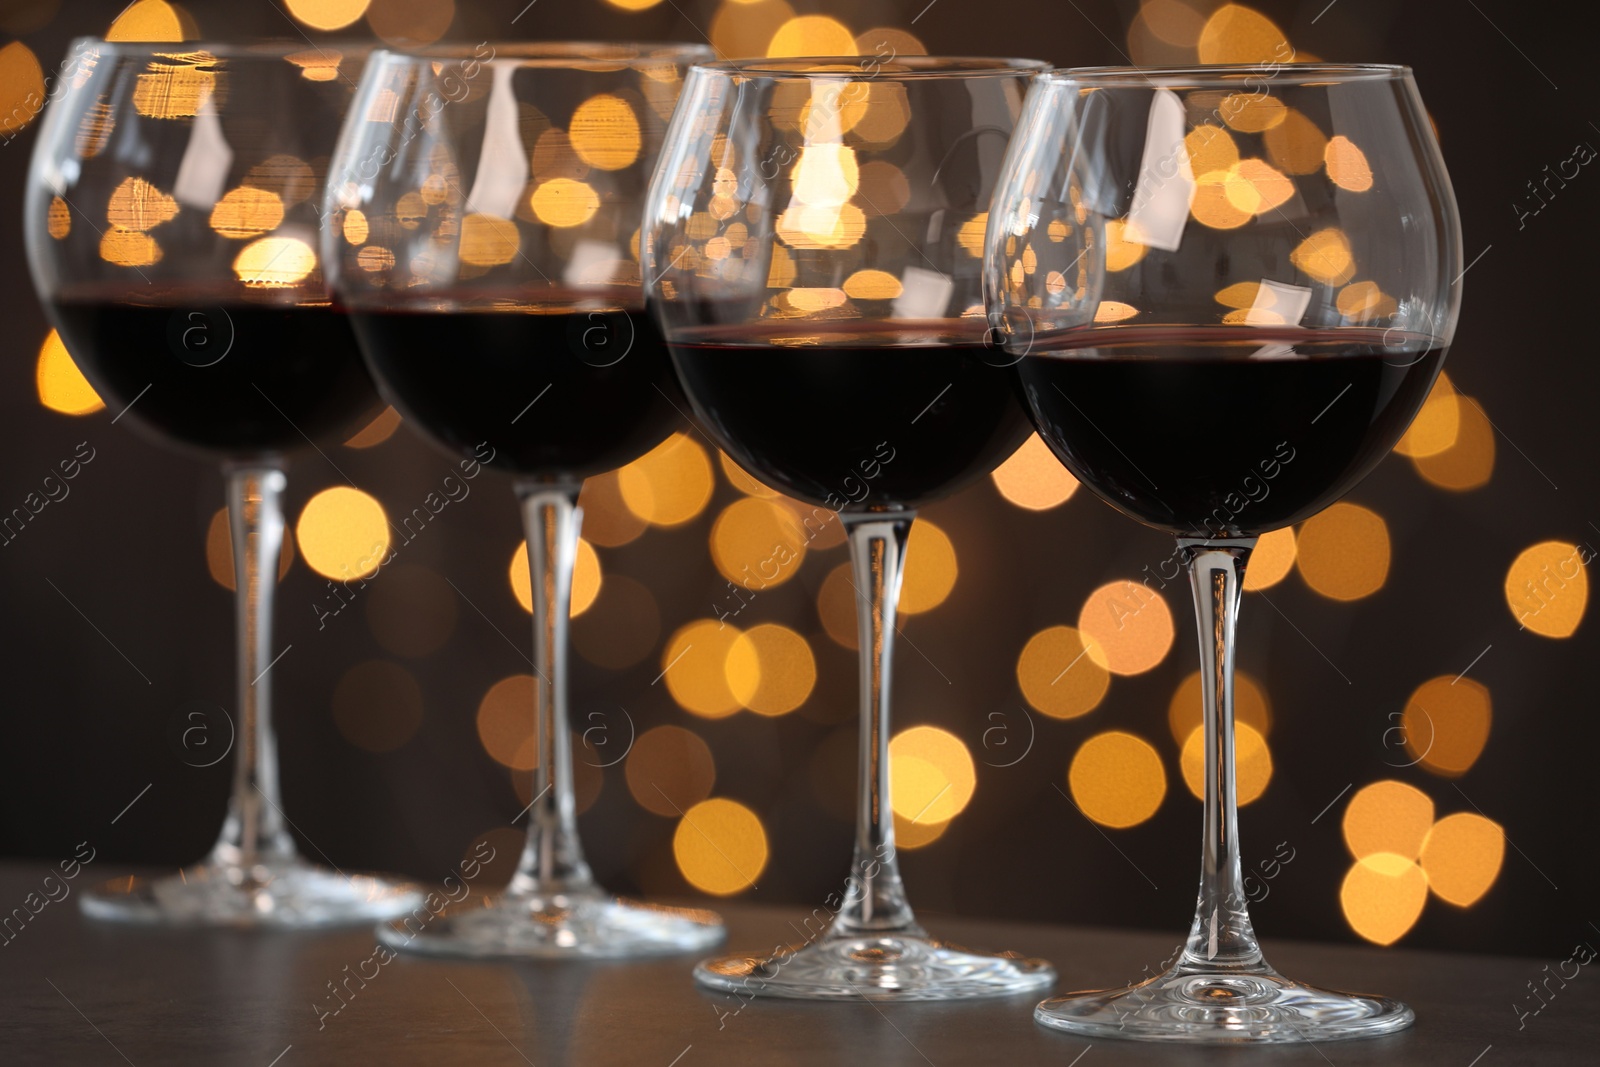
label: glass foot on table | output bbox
[378,887,726,960]
[1035,965,1414,1044]
[696,931,1056,1001]
[81,858,423,928]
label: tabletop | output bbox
[0,863,1588,1066]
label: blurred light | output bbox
[1335,280,1398,323]
[531,130,585,183]
[1221,93,1286,133]
[1185,124,1238,175]
[0,41,44,135]
[856,161,910,217]
[618,433,714,527]
[1069,731,1167,829]
[107,177,178,232]
[956,213,988,257]
[1180,722,1272,805]
[106,0,186,41]
[711,0,796,60]
[285,0,370,30]
[578,471,648,546]
[509,538,600,617]
[1142,0,1205,46]
[662,619,745,718]
[627,725,715,815]
[344,406,400,448]
[992,433,1078,511]
[1094,301,1140,323]
[476,674,535,770]
[36,331,104,415]
[727,623,816,716]
[1295,502,1389,600]
[459,212,520,266]
[234,236,317,287]
[573,573,660,670]
[365,564,457,658]
[1412,394,1494,490]
[1264,107,1326,174]
[569,94,641,171]
[817,562,859,650]
[285,48,344,82]
[244,155,315,206]
[890,726,976,823]
[1325,135,1374,192]
[1078,580,1174,675]
[47,196,70,240]
[1243,527,1296,590]
[366,0,454,46]
[843,269,903,301]
[1290,228,1356,285]
[1393,375,1459,457]
[894,814,951,850]
[1505,540,1587,638]
[854,27,926,55]
[1402,676,1492,777]
[132,55,216,117]
[1168,668,1270,743]
[332,660,423,752]
[1197,3,1290,65]
[711,497,806,590]
[1190,169,1253,230]
[99,228,162,267]
[1103,219,1148,272]
[1419,812,1503,907]
[1341,853,1427,945]
[674,798,768,895]
[901,520,957,615]
[341,208,370,245]
[1017,625,1110,719]
[208,186,283,240]
[529,179,600,228]
[296,486,390,580]
[1226,159,1293,216]
[205,506,295,590]
[718,451,780,498]
[766,15,857,57]
[1343,780,1433,860]
[605,0,665,8]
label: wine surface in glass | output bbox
[669,320,1031,509]
[349,289,682,478]
[1017,325,1445,536]
[51,287,382,457]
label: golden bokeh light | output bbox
[1295,502,1389,600]
[1190,170,1254,230]
[1419,812,1504,907]
[890,726,976,824]
[854,27,927,55]
[605,0,666,8]
[233,236,317,287]
[992,433,1078,511]
[842,269,904,301]
[712,0,796,60]
[1224,159,1294,216]
[719,452,780,498]
[1077,580,1175,675]
[1017,625,1111,719]
[344,405,400,448]
[1325,135,1374,192]
[1103,218,1148,271]
[99,227,162,267]
[901,520,957,615]
[1402,676,1492,777]
[818,561,860,650]
[1197,3,1289,64]
[569,94,641,171]
[107,177,178,232]
[727,623,816,716]
[459,212,520,266]
[1243,527,1296,590]
[1069,730,1167,829]
[36,330,104,416]
[1505,540,1587,639]
[205,506,295,590]
[332,660,423,753]
[661,619,745,719]
[529,178,600,228]
[366,0,455,47]
[711,497,806,590]
[295,486,390,580]
[674,798,768,895]
[1394,372,1458,457]
[1265,108,1326,175]
[1185,124,1238,176]
[1290,227,1356,285]
[1180,722,1272,805]
[286,48,345,82]
[476,674,535,770]
[245,155,316,206]
[132,55,216,117]
[618,433,714,527]
[1143,0,1205,46]
[0,41,44,135]
[208,186,283,240]
[47,197,70,240]
[509,538,600,618]
[106,0,187,41]
[627,725,715,816]
[894,813,951,850]
[1343,780,1434,860]
[285,0,370,30]
[1412,394,1494,490]
[341,208,369,245]
[766,15,857,58]
[1168,668,1271,743]
[1221,93,1287,133]
[577,471,648,547]
[1341,853,1428,946]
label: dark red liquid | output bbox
[669,321,1031,510]
[1016,326,1446,536]
[348,292,684,477]
[50,290,383,458]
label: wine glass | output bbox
[24,39,421,925]
[323,42,723,959]
[986,64,1461,1041]
[645,55,1055,999]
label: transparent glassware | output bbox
[323,42,724,958]
[986,64,1461,1042]
[23,39,420,926]
[645,55,1056,1000]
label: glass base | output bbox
[81,858,423,928]
[1035,965,1414,1044]
[378,886,726,960]
[696,931,1056,1001]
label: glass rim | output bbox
[372,40,714,66]
[1048,62,1412,87]
[64,35,377,58]
[691,55,1049,80]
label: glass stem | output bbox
[832,511,921,938]
[1177,537,1267,973]
[508,480,594,899]
[210,465,297,871]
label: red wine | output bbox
[1017,325,1446,536]
[50,288,383,458]
[668,321,1031,510]
[347,290,683,478]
